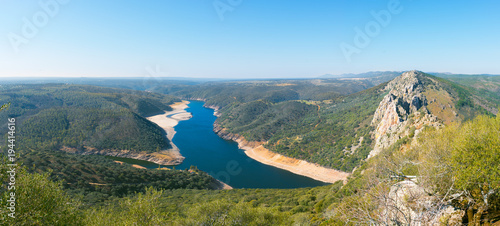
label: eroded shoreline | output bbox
[146,100,192,164]
[212,121,351,184]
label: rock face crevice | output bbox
[369,71,442,158]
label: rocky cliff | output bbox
[369,71,443,158]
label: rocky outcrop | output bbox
[369,71,443,158]
[382,180,464,225]
[60,146,184,165]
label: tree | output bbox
[0,163,82,225]
[450,114,500,224]
[178,200,291,225]
[418,114,500,224]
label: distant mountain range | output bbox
[319,71,403,78]
[320,71,500,79]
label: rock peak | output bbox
[384,70,425,93]
[406,69,423,74]
[368,71,442,158]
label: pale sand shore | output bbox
[233,137,350,184]
[146,101,192,162]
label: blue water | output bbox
[112,101,329,189]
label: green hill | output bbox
[0,84,180,153]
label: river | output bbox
[109,101,328,189]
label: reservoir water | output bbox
[111,101,328,189]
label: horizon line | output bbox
[0,70,499,81]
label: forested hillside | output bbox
[0,84,179,152]
[433,73,500,94]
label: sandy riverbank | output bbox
[214,125,350,184]
[146,101,192,164]
[241,143,350,184]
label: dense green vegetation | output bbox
[0,84,180,153]
[267,86,385,171]
[0,164,82,225]
[19,107,170,152]
[216,83,387,171]
[0,85,221,209]
[217,100,318,141]
[22,150,216,204]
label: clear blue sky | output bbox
[1,0,499,78]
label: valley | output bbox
[1,71,499,224]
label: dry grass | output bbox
[424,89,459,125]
